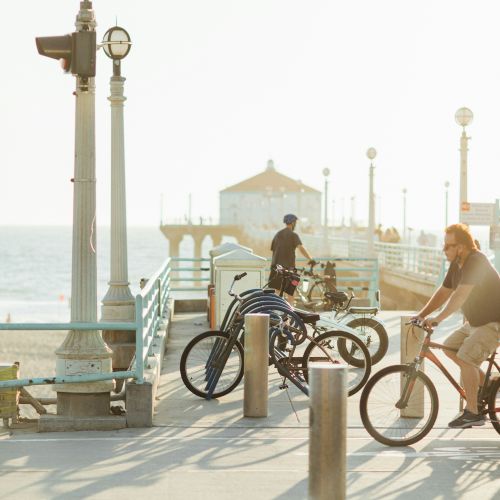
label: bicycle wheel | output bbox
[487,377,500,434]
[180,331,244,399]
[360,364,439,446]
[339,317,388,365]
[302,331,371,396]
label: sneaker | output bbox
[448,409,485,428]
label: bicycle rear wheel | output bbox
[360,364,439,446]
[302,331,371,396]
[339,317,388,365]
[488,377,500,434]
[180,331,244,399]
[307,281,327,309]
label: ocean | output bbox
[0,226,179,323]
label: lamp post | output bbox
[322,167,330,254]
[444,181,450,228]
[54,1,114,415]
[366,148,376,254]
[402,188,407,242]
[100,26,134,394]
[101,26,134,323]
[455,107,473,222]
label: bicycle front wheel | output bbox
[180,331,244,399]
[340,317,388,365]
[302,331,371,396]
[360,364,439,446]
[488,377,500,434]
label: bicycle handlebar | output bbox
[406,318,437,334]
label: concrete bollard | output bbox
[309,363,346,500]
[244,313,269,418]
[400,315,425,417]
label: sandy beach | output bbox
[0,330,68,419]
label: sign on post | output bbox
[460,202,495,226]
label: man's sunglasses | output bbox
[443,243,458,251]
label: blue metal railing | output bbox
[0,258,172,389]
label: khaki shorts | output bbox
[443,322,500,367]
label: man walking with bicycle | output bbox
[269,214,313,304]
[415,223,500,428]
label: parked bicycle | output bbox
[180,270,371,400]
[293,260,388,365]
[359,319,500,446]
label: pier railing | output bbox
[0,258,173,389]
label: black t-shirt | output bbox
[443,251,500,326]
[270,228,302,268]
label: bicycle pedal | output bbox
[279,383,289,390]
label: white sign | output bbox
[460,202,495,226]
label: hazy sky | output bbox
[2,1,500,231]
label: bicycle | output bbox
[359,319,500,446]
[180,271,371,399]
[294,259,336,309]
[321,288,388,365]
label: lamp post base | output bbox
[57,392,111,417]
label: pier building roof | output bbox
[221,159,319,193]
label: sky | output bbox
[2,0,500,232]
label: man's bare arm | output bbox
[297,245,312,261]
[433,284,474,324]
[417,285,453,318]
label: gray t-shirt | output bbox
[443,251,500,327]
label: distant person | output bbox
[413,223,500,428]
[269,214,313,304]
[417,230,428,246]
[375,224,383,241]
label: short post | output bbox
[309,363,346,500]
[243,313,269,418]
[400,316,424,417]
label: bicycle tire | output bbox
[302,330,371,396]
[360,364,439,446]
[180,331,244,399]
[488,376,500,434]
[338,317,388,366]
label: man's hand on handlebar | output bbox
[408,316,439,333]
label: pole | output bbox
[243,314,269,417]
[402,189,407,242]
[459,129,469,222]
[323,176,328,254]
[445,184,449,228]
[367,162,375,255]
[55,1,113,415]
[308,363,346,500]
[101,62,135,322]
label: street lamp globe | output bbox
[102,26,132,60]
[445,180,450,189]
[366,147,377,160]
[455,107,473,127]
[322,167,330,177]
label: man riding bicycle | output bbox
[414,223,500,428]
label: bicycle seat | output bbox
[324,291,349,304]
[263,288,276,293]
[293,308,321,324]
[348,306,379,315]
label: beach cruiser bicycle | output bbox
[180,270,371,400]
[360,319,500,446]
[292,259,389,365]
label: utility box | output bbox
[214,249,267,327]
[209,242,253,286]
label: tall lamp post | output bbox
[444,181,450,228]
[366,148,376,254]
[322,167,330,254]
[100,27,134,394]
[402,188,407,242]
[37,1,114,416]
[455,107,473,222]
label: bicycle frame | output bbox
[402,329,500,408]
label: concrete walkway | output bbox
[1,311,499,499]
